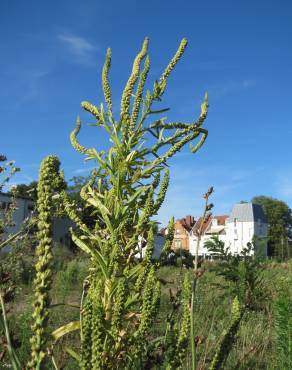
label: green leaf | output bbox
[71,232,92,255]
[72,233,108,278]
[148,107,170,115]
[65,347,81,362]
[51,321,80,341]
[125,186,149,207]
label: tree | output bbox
[252,196,292,259]
[13,181,38,200]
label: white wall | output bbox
[189,232,227,256]
[1,194,75,250]
[189,220,267,257]
[0,194,34,235]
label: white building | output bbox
[136,234,166,260]
[0,192,34,234]
[0,192,74,250]
[188,203,268,257]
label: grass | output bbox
[1,249,291,369]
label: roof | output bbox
[192,215,228,235]
[206,226,225,234]
[177,215,196,232]
[229,203,267,223]
[213,215,229,225]
[0,191,34,202]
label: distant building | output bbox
[224,203,268,256]
[0,192,74,250]
[0,192,34,235]
[137,234,166,260]
[189,215,228,256]
[171,203,268,257]
[172,215,196,251]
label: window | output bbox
[174,239,182,249]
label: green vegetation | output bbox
[1,253,291,369]
[252,195,292,259]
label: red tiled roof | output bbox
[192,215,228,234]
[178,215,196,232]
[213,215,229,225]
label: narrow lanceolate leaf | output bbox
[86,197,111,215]
[65,347,81,363]
[52,321,80,341]
[71,233,108,279]
[71,232,93,255]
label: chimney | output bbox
[185,215,193,228]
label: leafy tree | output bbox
[252,196,292,259]
[13,181,38,200]
[67,176,89,198]
[0,155,20,192]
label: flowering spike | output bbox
[70,116,94,155]
[102,48,113,118]
[120,37,149,127]
[28,155,63,369]
[130,55,150,130]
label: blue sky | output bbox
[1,0,292,225]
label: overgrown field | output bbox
[2,247,291,369]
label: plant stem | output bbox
[0,292,21,370]
[190,278,197,370]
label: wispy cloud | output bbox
[209,79,256,100]
[58,34,97,65]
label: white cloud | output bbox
[58,34,96,65]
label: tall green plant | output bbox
[274,277,292,369]
[204,238,268,310]
[56,37,209,369]
[208,296,242,370]
[28,156,65,369]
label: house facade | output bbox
[0,192,34,234]
[172,203,268,257]
[172,215,195,251]
[189,215,228,256]
[0,192,74,250]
